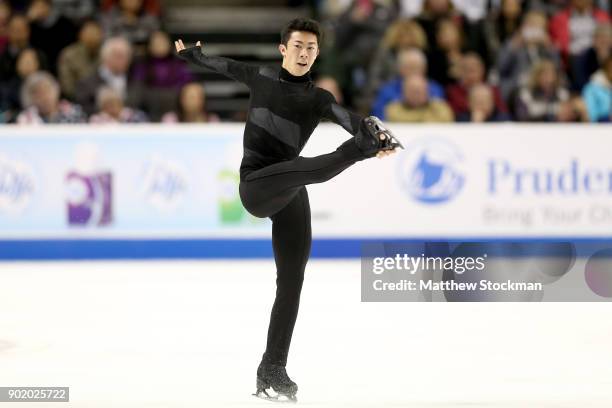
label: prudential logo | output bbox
[397,137,465,204]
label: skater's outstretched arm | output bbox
[318,90,398,158]
[318,89,366,138]
[175,39,258,87]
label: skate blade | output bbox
[386,134,404,150]
[253,389,297,403]
[382,141,404,151]
[392,138,404,149]
[380,141,404,152]
[379,134,404,151]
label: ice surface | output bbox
[0,260,611,407]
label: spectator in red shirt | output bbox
[549,0,609,62]
[445,52,507,117]
[456,83,511,122]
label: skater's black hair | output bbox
[280,18,322,46]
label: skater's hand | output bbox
[174,39,202,54]
[376,133,397,159]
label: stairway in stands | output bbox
[162,0,310,119]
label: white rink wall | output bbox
[1,123,611,260]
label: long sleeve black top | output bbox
[177,46,366,181]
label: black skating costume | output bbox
[178,45,400,402]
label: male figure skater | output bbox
[175,18,402,403]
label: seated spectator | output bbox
[572,22,611,90]
[132,31,193,89]
[446,52,507,116]
[0,110,10,123]
[75,36,138,115]
[131,30,193,120]
[418,0,490,67]
[484,0,524,61]
[549,0,609,64]
[57,19,102,100]
[514,59,570,122]
[384,75,454,122]
[326,0,397,110]
[16,71,86,123]
[372,47,444,119]
[27,0,76,73]
[161,82,219,123]
[556,96,590,122]
[427,18,464,85]
[89,86,147,123]
[101,0,162,16]
[315,76,344,104]
[456,84,510,122]
[416,0,460,50]
[582,56,612,122]
[52,0,97,24]
[452,0,490,22]
[101,0,160,56]
[0,14,47,81]
[367,19,428,98]
[399,0,424,18]
[451,0,492,66]
[497,10,562,102]
[528,0,571,16]
[0,48,42,115]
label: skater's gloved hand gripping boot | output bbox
[355,116,404,159]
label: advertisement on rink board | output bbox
[1,124,611,240]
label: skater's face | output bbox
[279,31,319,76]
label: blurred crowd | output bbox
[0,0,216,124]
[0,0,610,125]
[316,0,611,123]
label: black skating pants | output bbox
[239,138,365,367]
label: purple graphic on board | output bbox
[66,171,113,226]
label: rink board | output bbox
[0,124,611,259]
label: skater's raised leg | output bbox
[239,137,358,218]
[240,132,396,219]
